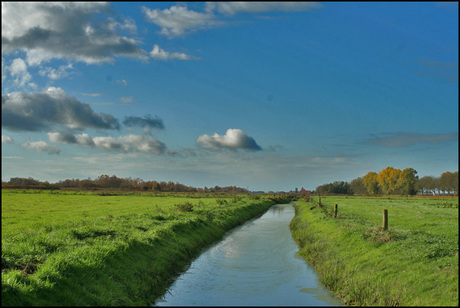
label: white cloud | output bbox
[48,131,166,155]
[39,64,74,80]
[8,58,33,88]
[205,2,322,15]
[2,2,146,65]
[22,140,61,155]
[2,135,14,144]
[142,5,221,37]
[150,44,197,60]
[197,128,262,152]
[142,2,322,38]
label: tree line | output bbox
[2,174,249,193]
[316,167,458,196]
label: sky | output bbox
[1,2,458,192]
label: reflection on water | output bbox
[155,203,342,306]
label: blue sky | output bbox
[2,2,458,191]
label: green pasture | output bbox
[1,189,280,306]
[290,195,458,306]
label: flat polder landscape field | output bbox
[290,195,458,306]
[1,189,288,306]
[2,189,458,306]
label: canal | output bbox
[155,203,342,306]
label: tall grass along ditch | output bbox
[2,189,292,306]
[290,195,458,306]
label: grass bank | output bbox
[2,189,291,306]
[290,195,458,306]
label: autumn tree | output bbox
[363,172,380,195]
[377,167,402,195]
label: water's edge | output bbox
[155,203,342,306]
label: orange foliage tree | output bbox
[363,172,380,194]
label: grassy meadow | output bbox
[290,195,458,306]
[1,189,287,306]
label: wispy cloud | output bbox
[142,2,322,38]
[205,2,322,15]
[149,44,198,61]
[116,79,128,86]
[197,128,262,152]
[419,58,458,71]
[81,92,101,97]
[142,5,222,37]
[120,97,135,104]
[363,132,458,147]
[412,71,458,84]
[413,58,458,84]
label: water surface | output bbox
[155,203,342,306]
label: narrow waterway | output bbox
[155,203,342,306]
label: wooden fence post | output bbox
[334,204,338,218]
[383,209,388,230]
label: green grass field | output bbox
[290,195,458,306]
[1,189,284,306]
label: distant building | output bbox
[299,189,311,195]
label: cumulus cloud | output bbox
[205,2,323,15]
[2,135,14,144]
[197,128,262,152]
[100,134,165,155]
[123,115,165,130]
[22,140,61,155]
[48,131,96,147]
[150,44,197,60]
[364,132,458,147]
[7,58,35,88]
[142,5,221,37]
[48,131,166,155]
[2,87,120,132]
[2,2,146,65]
